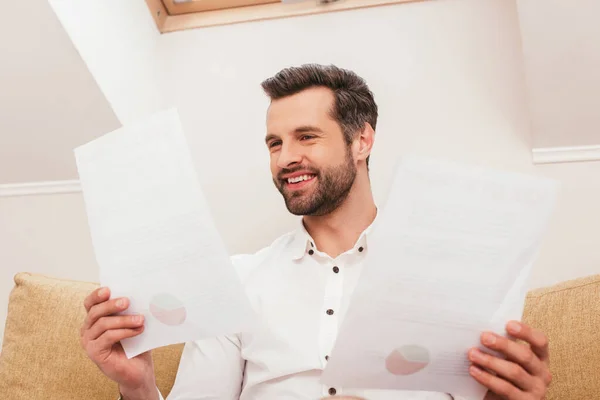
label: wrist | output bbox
[119,380,158,400]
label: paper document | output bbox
[75,108,256,358]
[321,156,558,399]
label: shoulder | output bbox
[229,230,295,282]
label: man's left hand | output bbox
[467,320,552,400]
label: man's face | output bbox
[265,87,357,216]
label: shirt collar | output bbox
[289,209,379,261]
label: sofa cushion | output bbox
[2,272,598,399]
[0,272,184,400]
[522,274,600,400]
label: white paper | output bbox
[321,156,558,399]
[75,108,256,358]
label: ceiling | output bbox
[0,0,120,184]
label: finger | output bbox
[83,297,129,331]
[481,332,546,377]
[93,326,145,351]
[469,365,527,400]
[87,314,145,341]
[83,287,111,312]
[506,321,549,362]
[468,348,534,391]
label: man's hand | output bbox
[467,321,551,400]
[80,287,158,400]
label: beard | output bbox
[274,149,357,216]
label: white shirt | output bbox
[160,220,466,400]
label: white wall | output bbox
[2,0,600,344]
[156,0,539,255]
[516,0,600,148]
[48,0,165,125]
[0,0,120,184]
[155,0,600,286]
[0,193,97,343]
[531,161,600,286]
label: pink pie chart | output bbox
[149,293,187,326]
[385,345,430,375]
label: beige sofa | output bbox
[1,272,599,399]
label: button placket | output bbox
[318,258,344,372]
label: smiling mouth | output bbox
[284,174,316,190]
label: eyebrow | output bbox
[265,126,324,144]
[294,125,324,134]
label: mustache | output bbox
[277,166,319,181]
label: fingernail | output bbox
[470,366,482,376]
[508,321,521,333]
[482,332,496,346]
[132,315,143,323]
[469,349,483,362]
[98,288,106,297]
[116,299,124,308]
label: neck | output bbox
[302,169,377,258]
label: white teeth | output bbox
[288,174,314,184]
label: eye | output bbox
[268,140,282,149]
[300,135,314,141]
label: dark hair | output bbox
[261,64,378,165]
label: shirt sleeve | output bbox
[163,254,253,400]
[163,334,245,400]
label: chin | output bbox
[285,199,313,216]
[285,202,309,216]
[285,201,330,217]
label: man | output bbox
[80,64,551,400]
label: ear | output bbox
[354,122,375,164]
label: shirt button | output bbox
[325,355,329,361]
[328,388,337,395]
[326,309,334,315]
[308,249,314,255]
[332,266,339,273]
[358,246,364,252]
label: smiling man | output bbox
[80,64,552,400]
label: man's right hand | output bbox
[80,287,158,399]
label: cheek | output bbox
[313,145,346,167]
[269,154,279,176]
[305,145,328,163]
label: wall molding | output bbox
[0,180,81,198]
[532,145,600,164]
[2,146,598,196]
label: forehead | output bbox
[266,87,336,132]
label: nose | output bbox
[276,141,302,169]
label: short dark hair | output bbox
[261,64,378,165]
